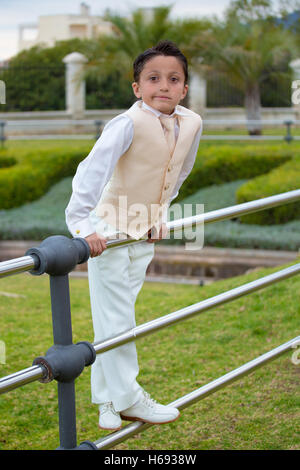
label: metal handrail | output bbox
[0,188,299,449]
[1,189,300,279]
[0,366,44,394]
[202,119,300,125]
[92,262,300,356]
[2,118,300,126]
[1,118,299,144]
[93,335,300,449]
[202,135,300,141]
[1,262,299,395]
[0,256,35,278]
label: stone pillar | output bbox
[188,70,207,116]
[62,52,88,119]
[290,58,300,118]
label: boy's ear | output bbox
[181,84,188,101]
[132,82,141,99]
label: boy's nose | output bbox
[160,79,169,91]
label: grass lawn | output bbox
[0,138,299,450]
[0,260,299,450]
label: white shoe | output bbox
[99,402,122,431]
[120,390,180,425]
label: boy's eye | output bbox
[170,77,179,82]
[149,76,158,81]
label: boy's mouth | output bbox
[155,96,171,100]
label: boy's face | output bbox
[132,55,188,115]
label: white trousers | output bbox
[87,210,155,412]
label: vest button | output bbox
[164,183,170,191]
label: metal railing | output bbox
[0,189,300,450]
[0,118,299,142]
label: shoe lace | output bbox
[101,402,119,416]
[141,390,157,409]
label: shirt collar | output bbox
[140,100,188,118]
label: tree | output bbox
[0,39,90,111]
[85,6,209,92]
[198,0,297,134]
[0,38,136,111]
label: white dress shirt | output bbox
[65,101,203,238]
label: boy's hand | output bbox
[85,232,107,257]
[147,223,168,243]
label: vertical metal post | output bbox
[50,275,73,345]
[94,120,103,140]
[26,236,91,450]
[284,120,293,143]
[49,274,77,450]
[0,121,6,148]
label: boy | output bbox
[65,40,203,431]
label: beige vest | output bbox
[96,101,202,239]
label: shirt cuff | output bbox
[68,217,95,239]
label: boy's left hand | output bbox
[147,223,168,243]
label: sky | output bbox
[0,0,235,61]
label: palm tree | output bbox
[84,6,208,95]
[198,0,296,134]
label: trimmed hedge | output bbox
[1,141,298,226]
[163,179,300,251]
[2,177,299,251]
[176,144,293,201]
[236,157,300,225]
[0,148,85,210]
[0,154,17,169]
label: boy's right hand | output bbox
[85,232,107,258]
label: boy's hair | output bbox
[133,40,188,84]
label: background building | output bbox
[18,2,113,52]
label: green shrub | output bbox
[236,157,300,224]
[0,154,17,168]
[2,177,299,250]
[163,180,300,251]
[0,39,134,112]
[176,144,293,201]
[0,148,84,209]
